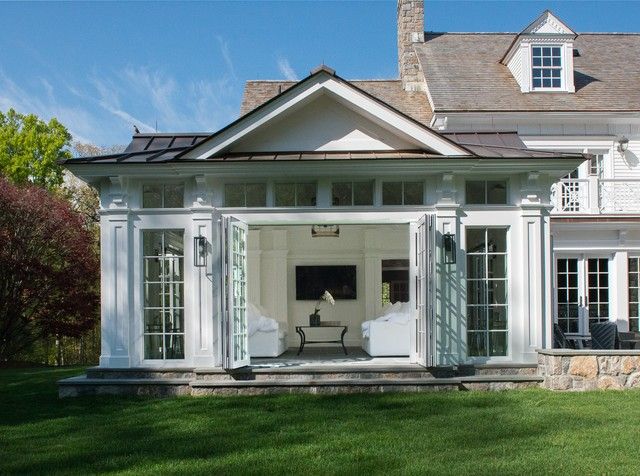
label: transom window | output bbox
[466,228,508,357]
[224,183,267,207]
[142,184,184,208]
[532,46,562,89]
[332,181,374,206]
[465,180,507,205]
[274,183,316,207]
[629,258,639,332]
[143,230,185,360]
[381,181,423,205]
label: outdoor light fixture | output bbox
[311,224,340,238]
[618,136,630,154]
[443,233,456,264]
[193,236,207,267]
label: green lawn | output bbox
[1,368,640,475]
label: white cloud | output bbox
[216,35,236,79]
[277,57,298,81]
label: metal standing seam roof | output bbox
[62,132,585,164]
[416,33,640,113]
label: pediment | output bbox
[229,93,419,153]
[521,10,576,36]
[179,69,470,159]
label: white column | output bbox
[190,209,216,367]
[99,176,132,367]
[612,250,630,331]
[519,205,552,362]
[434,205,462,365]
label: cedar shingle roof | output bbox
[416,33,640,113]
[240,80,433,125]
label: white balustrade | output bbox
[551,178,640,214]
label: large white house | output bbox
[64,2,639,379]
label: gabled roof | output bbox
[519,10,576,37]
[177,66,470,159]
[240,79,432,125]
[416,33,640,113]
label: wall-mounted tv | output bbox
[296,265,357,300]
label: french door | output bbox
[411,214,435,367]
[555,256,610,335]
[221,216,250,369]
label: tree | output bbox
[0,177,99,361]
[0,108,71,190]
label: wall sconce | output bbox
[617,136,629,154]
[443,233,456,264]
[193,236,207,267]
[311,224,340,237]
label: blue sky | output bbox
[1,1,638,146]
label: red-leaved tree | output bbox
[0,176,99,361]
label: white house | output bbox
[63,2,639,381]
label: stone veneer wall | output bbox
[538,349,640,391]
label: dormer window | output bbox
[532,46,562,89]
[501,11,576,94]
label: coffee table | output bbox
[295,325,348,355]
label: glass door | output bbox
[555,256,610,335]
[411,214,435,367]
[222,216,250,369]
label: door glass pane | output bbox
[465,181,485,204]
[275,183,296,206]
[296,183,316,206]
[353,181,374,206]
[555,258,580,334]
[382,182,402,205]
[142,185,162,208]
[630,258,640,332]
[466,227,508,357]
[486,181,507,204]
[143,230,184,360]
[245,183,266,207]
[164,185,184,208]
[332,182,352,206]
[225,184,246,207]
[403,182,424,205]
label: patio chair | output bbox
[553,324,574,349]
[590,322,619,350]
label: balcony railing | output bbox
[551,178,640,214]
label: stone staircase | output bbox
[59,364,542,397]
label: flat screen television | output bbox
[296,265,357,300]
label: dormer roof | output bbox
[501,10,577,65]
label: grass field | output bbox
[1,367,640,475]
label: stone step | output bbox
[458,375,543,391]
[190,378,462,395]
[86,367,195,380]
[58,376,191,398]
[456,364,538,377]
[194,365,450,382]
[59,373,542,397]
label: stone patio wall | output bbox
[538,349,640,391]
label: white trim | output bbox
[181,72,470,159]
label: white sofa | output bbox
[248,303,287,358]
[361,302,412,357]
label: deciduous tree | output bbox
[0,108,72,189]
[0,177,99,361]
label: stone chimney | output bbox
[397,0,425,91]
